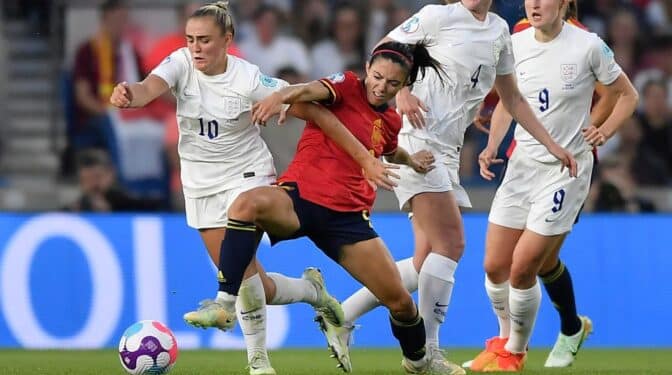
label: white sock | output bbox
[236,274,269,363]
[418,253,457,348]
[485,277,511,338]
[505,282,542,354]
[266,272,318,305]
[216,291,236,304]
[342,257,419,324]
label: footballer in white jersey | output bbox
[387,2,514,210]
[152,47,288,203]
[388,2,514,157]
[511,24,622,163]
[473,0,638,370]
[490,23,622,236]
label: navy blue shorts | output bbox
[268,182,379,262]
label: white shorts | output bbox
[393,134,471,212]
[184,175,276,229]
[488,149,594,236]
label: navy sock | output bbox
[390,312,426,361]
[540,260,582,336]
[217,219,257,295]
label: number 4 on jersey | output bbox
[471,65,482,88]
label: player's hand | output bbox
[478,145,503,181]
[472,101,491,134]
[408,150,435,174]
[362,157,400,191]
[396,89,428,129]
[110,82,133,108]
[252,92,286,126]
[547,143,578,177]
[582,126,607,147]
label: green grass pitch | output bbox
[0,348,669,374]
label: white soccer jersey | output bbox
[387,3,514,156]
[151,48,288,198]
[512,23,622,162]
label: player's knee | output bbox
[509,265,537,289]
[228,190,270,221]
[484,254,509,283]
[384,290,416,321]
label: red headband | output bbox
[372,49,413,67]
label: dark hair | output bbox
[191,1,236,36]
[369,41,444,86]
[566,0,578,20]
[101,0,126,15]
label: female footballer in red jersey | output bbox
[216,41,459,374]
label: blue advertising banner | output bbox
[0,213,670,349]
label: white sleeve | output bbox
[387,5,443,45]
[150,49,188,89]
[496,28,515,75]
[589,34,622,85]
[248,66,289,102]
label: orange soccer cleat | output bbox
[470,336,508,371]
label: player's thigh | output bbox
[410,190,465,260]
[526,152,594,236]
[230,185,300,238]
[339,237,414,314]
[510,229,563,288]
[483,222,522,283]
[487,152,532,233]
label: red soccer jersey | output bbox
[506,17,593,159]
[279,71,401,212]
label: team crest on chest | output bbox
[224,96,242,116]
[560,64,578,82]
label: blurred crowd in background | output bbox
[0,0,670,213]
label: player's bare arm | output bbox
[251,81,332,125]
[582,73,638,147]
[478,100,511,181]
[109,74,170,109]
[494,73,578,177]
[384,148,435,174]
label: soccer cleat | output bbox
[183,299,237,331]
[303,267,345,327]
[469,337,508,372]
[247,350,276,375]
[544,315,593,368]
[473,349,526,372]
[315,315,353,373]
[402,356,429,374]
[427,344,467,375]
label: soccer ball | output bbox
[118,320,178,374]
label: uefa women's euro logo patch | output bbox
[260,75,279,88]
[327,72,345,83]
[401,16,420,33]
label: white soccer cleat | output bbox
[460,359,473,369]
[544,315,593,368]
[247,350,276,375]
[426,344,466,375]
[183,299,237,331]
[315,315,353,373]
[302,267,345,327]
